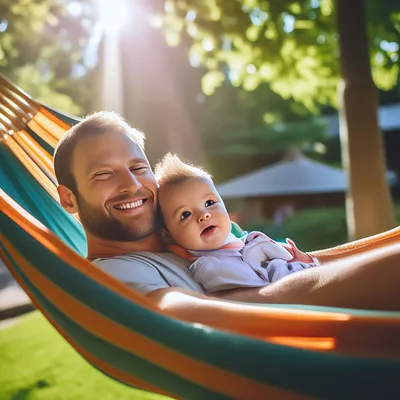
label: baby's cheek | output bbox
[177,227,196,247]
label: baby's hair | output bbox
[155,153,212,188]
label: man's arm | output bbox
[148,243,400,321]
[308,226,400,263]
[283,226,400,264]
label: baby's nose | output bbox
[198,212,211,222]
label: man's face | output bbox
[70,132,158,242]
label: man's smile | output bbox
[113,199,152,214]
[114,199,145,210]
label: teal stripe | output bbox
[0,243,230,400]
[2,212,400,399]
[0,146,86,256]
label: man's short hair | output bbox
[53,111,145,194]
[154,153,212,188]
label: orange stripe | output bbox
[0,248,175,399]
[0,93,31,125]
[39,106,71,131]
[0,76,38,111]
[33,109,69,140]
[1,237,308,400]
[13,130,55,178]
[16,130,54,168]
[27,119,59,148]
[267,336,335,351]
[5,138,58,200]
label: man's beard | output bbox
[76,193,157,242]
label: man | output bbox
[54,111,400,323]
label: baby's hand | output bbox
[282,239,314,263]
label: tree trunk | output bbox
[336,0,395,240]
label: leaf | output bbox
[201,70,225,95]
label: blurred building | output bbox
[217,148,396,224]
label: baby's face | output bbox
[159,177,231,251]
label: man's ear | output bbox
[57,185,78,214]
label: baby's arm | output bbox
[189,256,266,294]
[243,232,293,263]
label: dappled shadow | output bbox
[11,380,51,400]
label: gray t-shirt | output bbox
[94,251,205,295]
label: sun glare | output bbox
[96,0,130,32]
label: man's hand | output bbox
[282,238,314,263]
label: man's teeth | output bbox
[115,200,144,210]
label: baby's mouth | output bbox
[201,225,217,236]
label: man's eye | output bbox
[205,200,215,207]
[94,172,112,178]
[180,211,191,220]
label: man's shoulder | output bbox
[94,251,190,268]
[92,251,203,295]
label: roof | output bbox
[216,149,396,199]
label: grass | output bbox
[0,312,171,400]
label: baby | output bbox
[155,154,319,295]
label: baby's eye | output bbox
[130,166,148,173]
[205,200,215,207]
[180,211,191,220]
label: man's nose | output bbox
[118,169,143,193]
[198,212,211,223]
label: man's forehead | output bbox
[72,132,146,172]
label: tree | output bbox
[160,0,400,239]
[198,82,328,182]
[0,0,95,114]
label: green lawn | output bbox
[0,312,170,400]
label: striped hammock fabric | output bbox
[1,74,400,399]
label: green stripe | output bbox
[0,146,86,256]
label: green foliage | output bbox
[161,0,400,112]
[0,0,95,114]
[245,206,348,251]
[15,65,83,115]
[198,81,329,178]
[0,312,169,400]
[210,115,327,157]
[244,203,400,251]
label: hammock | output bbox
[1,74,400,399]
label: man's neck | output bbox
[86,233,164,260]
